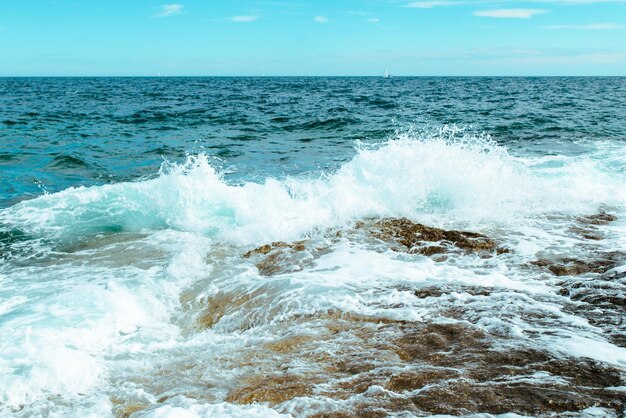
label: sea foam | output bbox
[2,136,624,248]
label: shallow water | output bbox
[1,77,625,417]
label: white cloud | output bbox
[227,16,259,22]
[367,17,381,22]
[474,8,546,18]
[406,1,464,8]
[543,23,621,29]
[479,50,626,65]
[406,0,626,6]
[154,4,184,18]
[314,16,329,23]
[540,0,626,3]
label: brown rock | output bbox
[265,334,313,354]
[387,369,459,392]
[533,255,621,276]
[242,244,272,258]
[394,322,488,363]
[577,212,617,225]
[416,245,446,256]
[412,382,623,416]
[225,374,319,405]
[371,218,497,254]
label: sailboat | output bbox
[383,64,392,79]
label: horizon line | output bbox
[1,74,625,78]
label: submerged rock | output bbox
[225,374,321,405]
[568,226,604,241]
[533,252,624,276]
[414,285,492,299]
[567,211,617,241]
[194,292,624,416]
[560,268,626,346]
[243,240,315,276]
[577,212,617,226]
[411,380,623,416]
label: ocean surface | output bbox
[1,77,625,417]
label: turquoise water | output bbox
[1,77,625,417]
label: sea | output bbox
[0,77,625,417]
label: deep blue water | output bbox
[2,77,625,207]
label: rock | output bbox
[414,286,491,299]
[225,374,320,405]
[417,245,446,256]
[367,218,499,254]
[567,212,616,241]
[242,240,313,276]
[242,218,502,277]
[111,400,149,418]
[533,253,623,276]
[265,334,313,354]
[197,287,266,328]
[242,243,273,258]
[411,382,623,416]
[386,369,459,392]
[577,212,617,226]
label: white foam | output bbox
[0,230,211,411]
[2,137,624,248]
[139,396,290,418]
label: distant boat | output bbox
[383,64,392,79]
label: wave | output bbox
[282,117,359,131]
[49,155,91,169]
[1,134,624,247]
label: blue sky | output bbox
[0,0,625,76]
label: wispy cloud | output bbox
[543,23,621,29]
[540,0,626,3]
[155,4,184,18]
[474,8,546,18]
[314,16,329,23]
[227,16,259,22]
[406,0,626,6]
[367,17,381,22]
[477,49,626,65]
[406,1,464,8]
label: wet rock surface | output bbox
[577,212,618,226]
[532,254,621,276]
[183,215,626,417]
[220,317,625,416]
[225,374,322,405]
[366,217,500,254]
[241,217,506,279]
[560,267,626,347]
[242,240,328,277]
[567,211,618,241]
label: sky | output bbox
[0,0,625,76]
